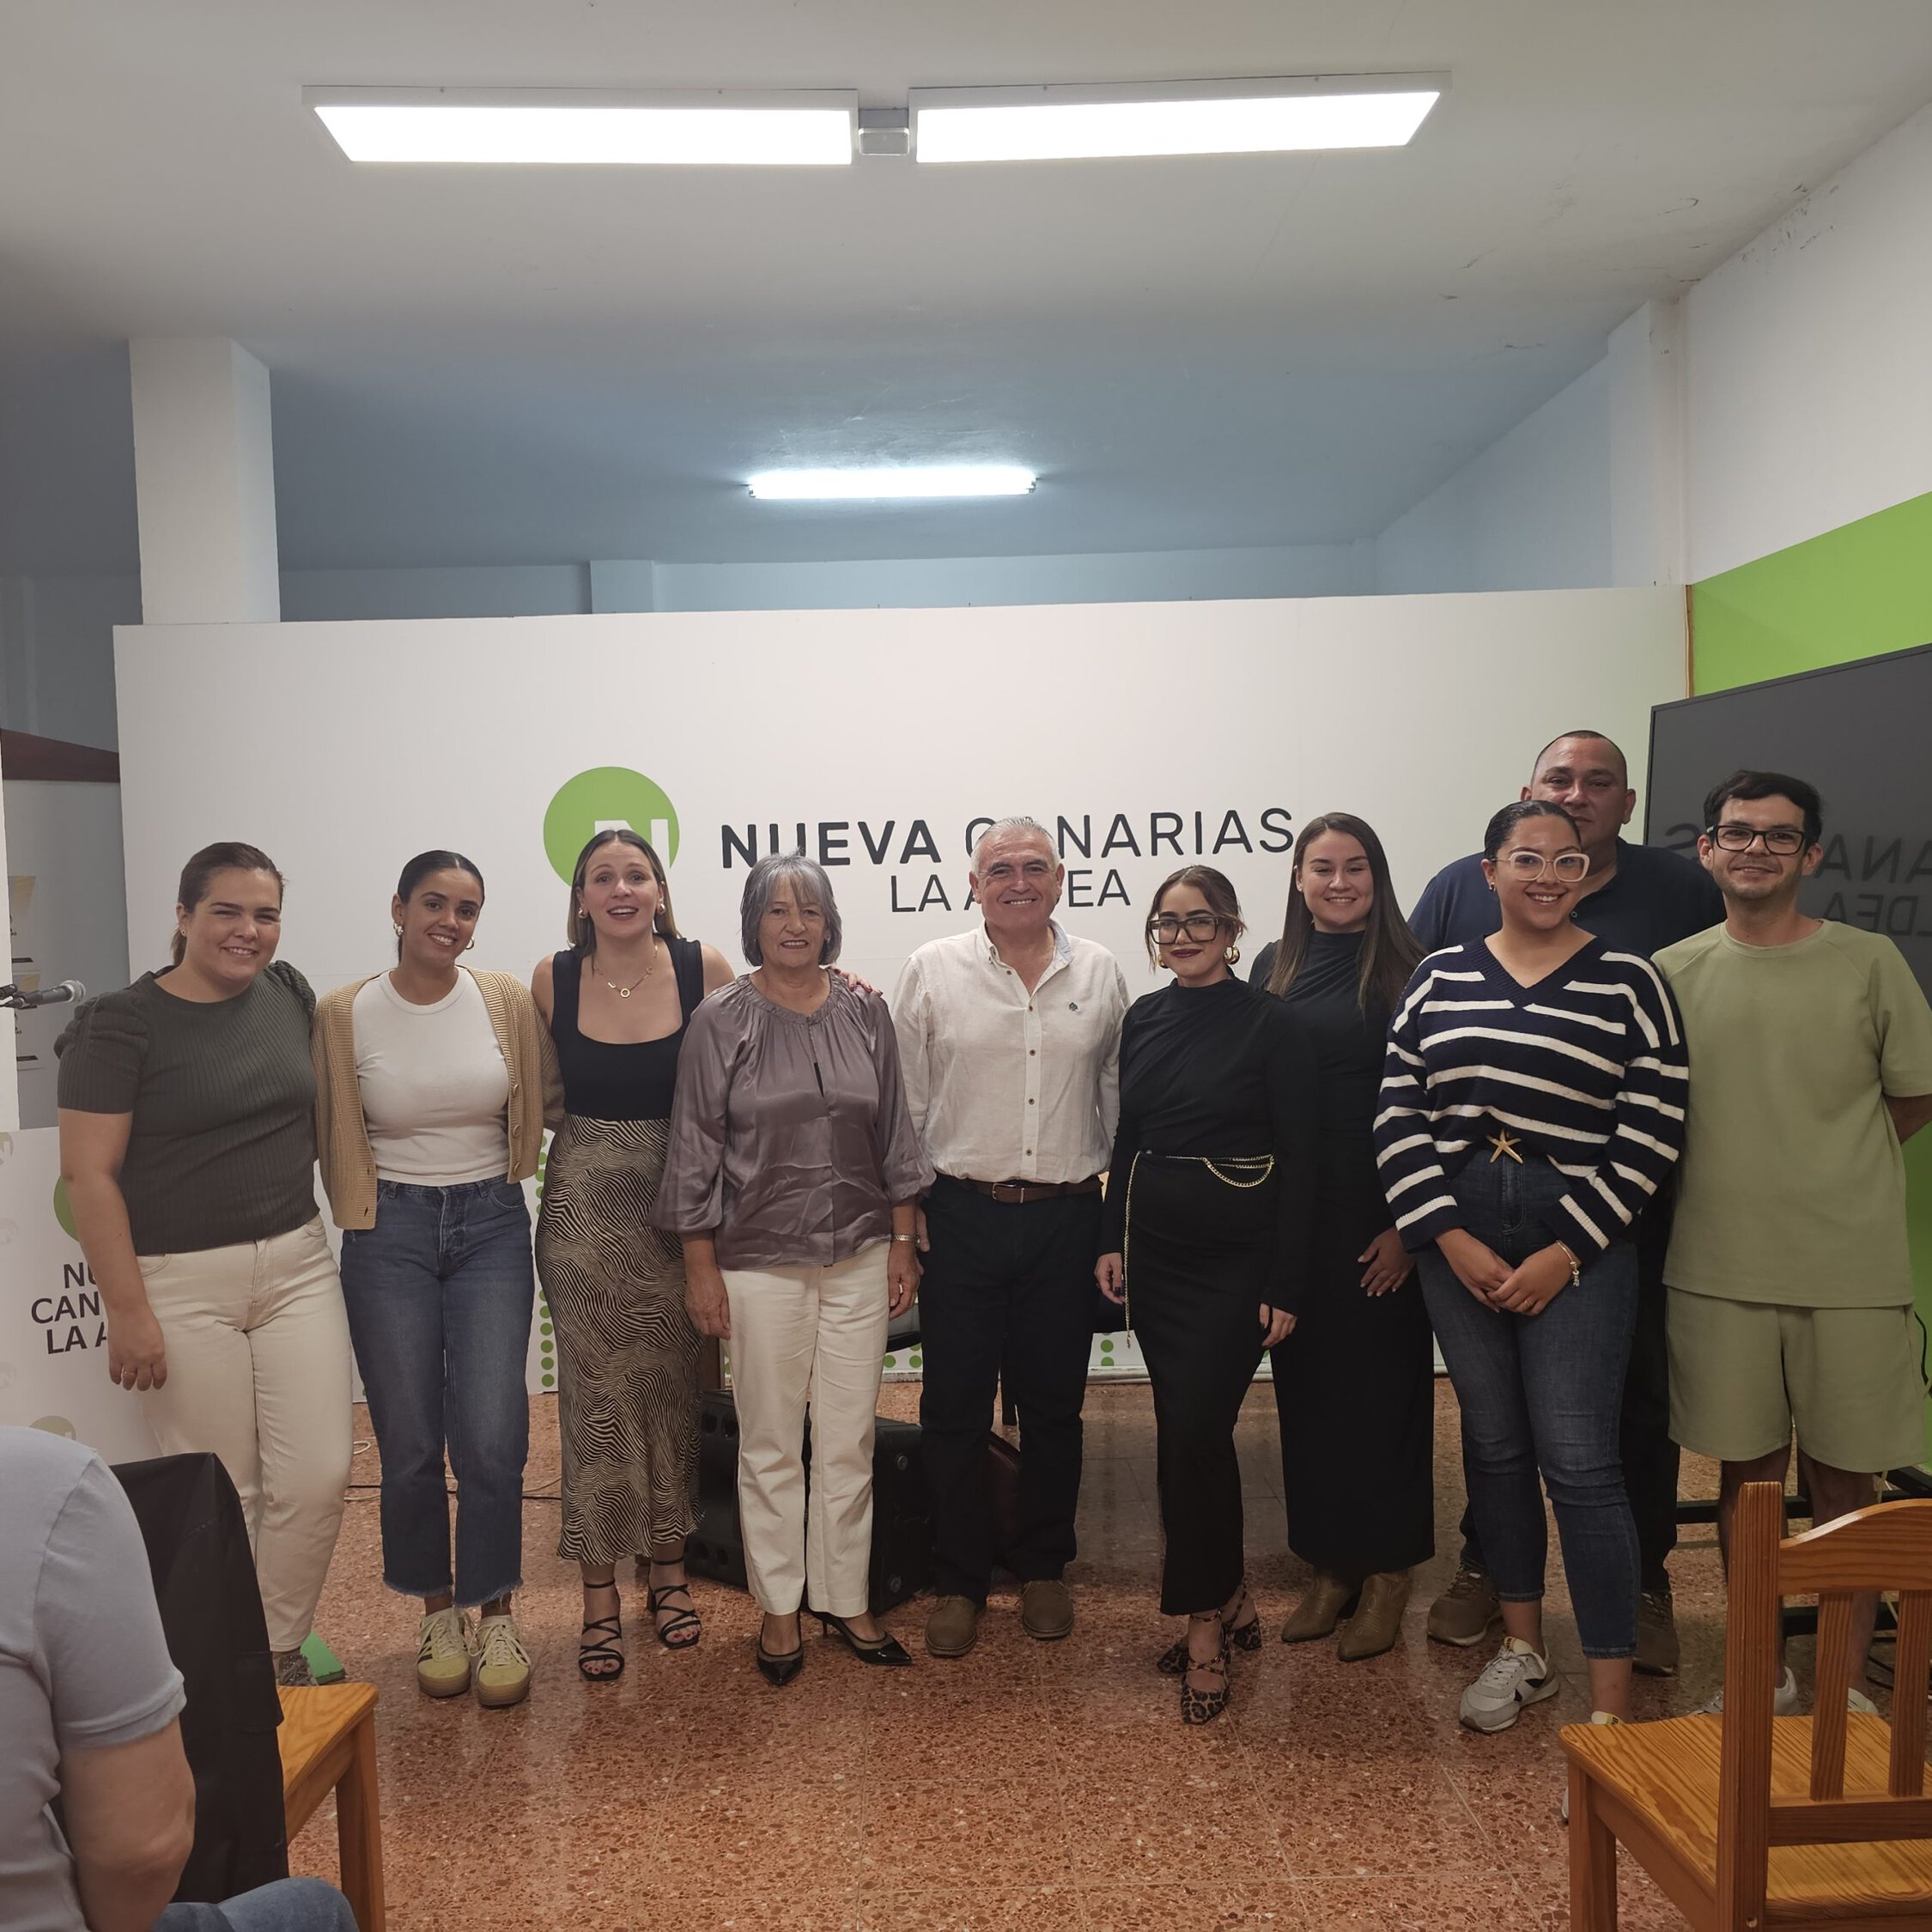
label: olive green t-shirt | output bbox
[1656,921,1932,1308]
[56,963,319,1255]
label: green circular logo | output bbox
[543,768,680,882]
[53,1177,77,1241]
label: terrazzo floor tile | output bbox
[287,1380,1754,1929]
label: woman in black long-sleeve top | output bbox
[1096,866,1318,1724]
[1249,812,1432,1663]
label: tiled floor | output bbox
[290,1380,1807,1929]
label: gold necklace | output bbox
[598,941,659,998]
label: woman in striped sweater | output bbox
[1375,800,1686,1737]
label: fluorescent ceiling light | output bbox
[910,75,1443,164]
[748,466,1036,501]
[306,88,856,166]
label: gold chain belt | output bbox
[1120,1152,1275,1332]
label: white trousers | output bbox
[723,1242,890,1618]
[137,1217,355,1652]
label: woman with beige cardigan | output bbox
[313,850,561,1710]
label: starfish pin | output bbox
[1487,1127,1525,1164]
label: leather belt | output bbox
[944,1174,1104,1204]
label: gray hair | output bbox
[971,816,1058,874]
[739,851,843,967]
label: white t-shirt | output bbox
[353,970,511,1185]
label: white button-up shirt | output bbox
[892,920,1128,1186]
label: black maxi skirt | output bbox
[1270,1216,1435,1581]
[1123,1151,1275,1617]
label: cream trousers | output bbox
[723,1242,890,1619]
[137,1216,354,1652]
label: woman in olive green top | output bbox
[56,841,352,1684]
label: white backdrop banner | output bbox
[0,1127,161,1458]
[113,592,1686,999]
[13,589,1683,1449]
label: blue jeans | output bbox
[158,1877,357,1931]
[339,1177,534,1606]
[1415,1154,1639,1660]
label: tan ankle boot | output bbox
[1279,1571,1359,1643]
[1336,1570,1413,1662]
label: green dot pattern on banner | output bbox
[53,1177,78,1241]
[538,1293,556,1389]
[543,768,680,882]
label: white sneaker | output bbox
[1700,1666,1799,1716]
[416,1607,474,1698]
[1848,1686,1880,1716]
[1562,1710,1623,1821]
[474,1613,533,1709]
[1460,1635,1560,1733]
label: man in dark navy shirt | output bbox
[1411,730,1720,1677]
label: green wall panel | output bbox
[1690,491,1932,1458]
[1691,489,1932,696]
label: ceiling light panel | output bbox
[748,467,1036,501]
[307,88,857,166]
[909,75,1444,164]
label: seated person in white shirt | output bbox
[892,817,1130,1660]
[1,1425,356,1932]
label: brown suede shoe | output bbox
[1336,1571,1412,1662]
[925,1595,981,1658]
[1426,1564,1502,1646]
[1020,1578,1074,1641]
[1279,1571,1359,1643]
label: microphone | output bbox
[2,980,86,1010]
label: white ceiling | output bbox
[3,0,1931,575]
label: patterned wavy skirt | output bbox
[535,1114,702,1565]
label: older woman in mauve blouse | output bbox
[657,852,933,1685]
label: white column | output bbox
[128,338,280,624]
[1607,299,1686,587]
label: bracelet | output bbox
[1552,1241,1583,1288]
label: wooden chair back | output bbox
[1716,1482,1932,1925]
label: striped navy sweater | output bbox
[1373,937,1687,1257]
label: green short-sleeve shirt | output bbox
[1656,920,1932,1308]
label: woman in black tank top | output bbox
[531,830,734,1680]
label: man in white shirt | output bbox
[893,817,1129,1657]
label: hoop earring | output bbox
[464,939,476,952]
[1225,945,1242,965]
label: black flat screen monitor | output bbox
[1644,641,1932,999]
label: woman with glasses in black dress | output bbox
[1096,866,1318,1723]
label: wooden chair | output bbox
[277,1683,386,1932]
[1563,1481,1932,1929]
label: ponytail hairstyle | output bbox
[1265,812,1422,1016]
[565,829,680,951]
[1481,799,1580,860]
[395,850,484,960]
[171,842,283,966]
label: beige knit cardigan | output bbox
[312,968,565,1230]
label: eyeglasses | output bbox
[1495,851,1589,883]
[1147,913,1224,944]
[1708,823,1807,855]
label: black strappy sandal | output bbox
[1179,1622,1232,1726]
[578,1583,625,1682]
[1157,1588,1261,1675]
[648,1582,702,1651]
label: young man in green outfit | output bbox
[1656,769,1932,1711]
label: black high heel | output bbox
[755,1633,805,1686]
[812,1612,912,1667]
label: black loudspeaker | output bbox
[686,1390,933,1615]
[689,1390,750,1591]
